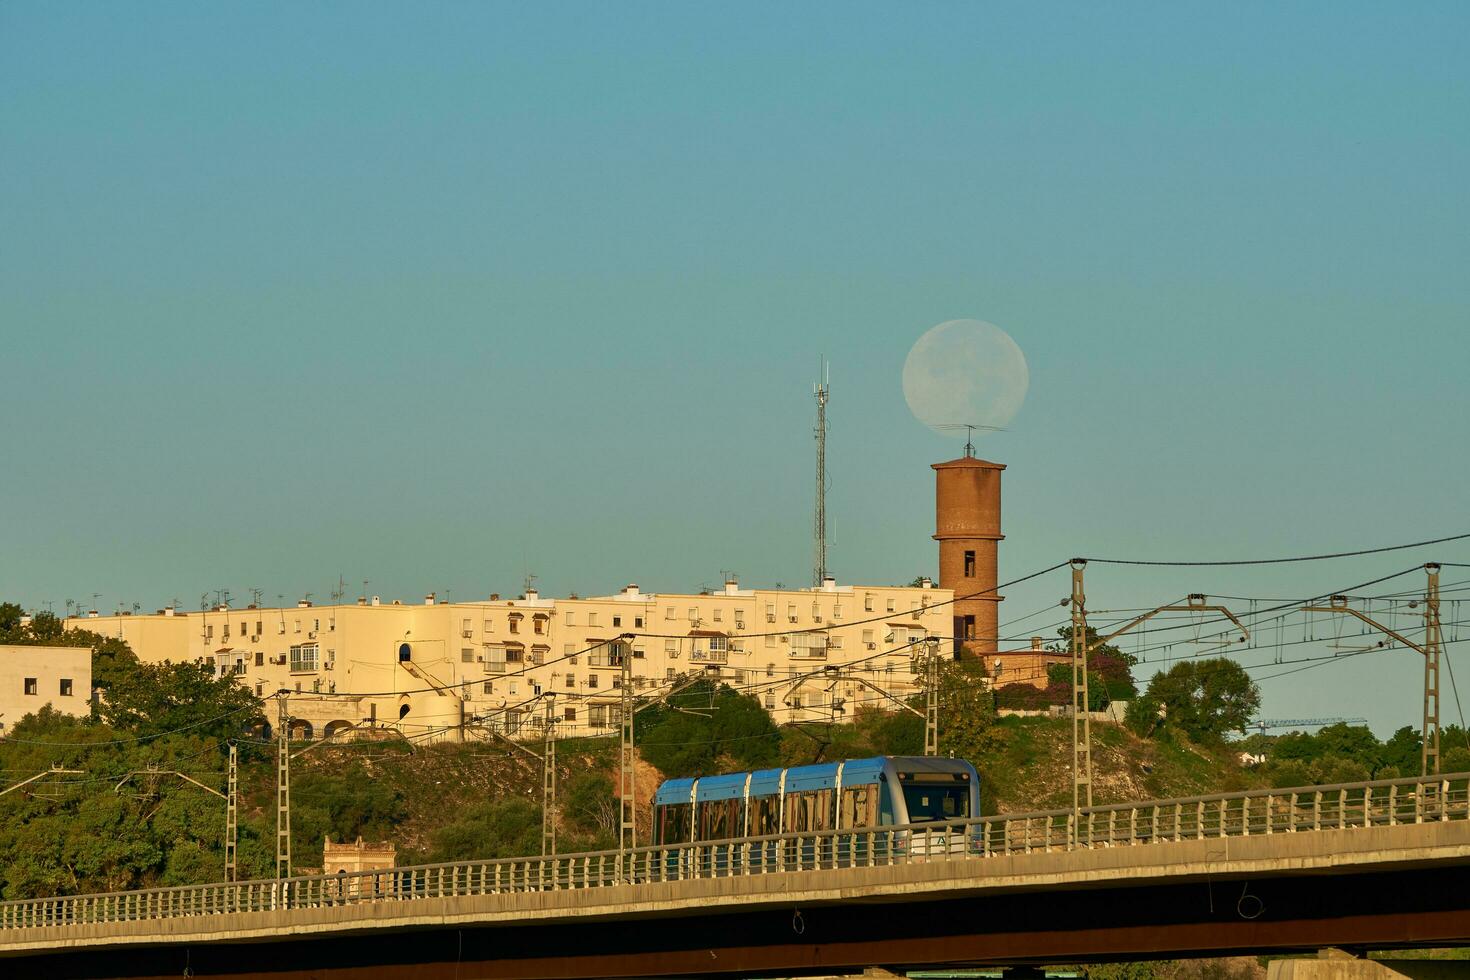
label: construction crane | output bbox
[1242,717,1368,733]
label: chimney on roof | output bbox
[724,578,739,596]
[425,593,436,606]
[163,606,176,617]
[820,575,837,592]
[297,599,312,608]
[371,596,381,606]
[920,577,933,590]
[489,593,500,601]
[1031,637,1043,651]
[524,588,539,601]
[87,609,98,618]
[623,584,640,597]
[357,596,367,606]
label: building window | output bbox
[256,651,265,667]
[289,643,319,672]
[313,618,321,632]
[295,619,302,633]
[565,611,575,626]
[205,625,214,641]
[483,681,493,695]
[505,646,524,664]
[588,613,598,628]
[634,617,643,628]
[765,693,775,709]
[255,682,264,696]
[564,707,578,723]
[787,604,797,623]
[509,615,521,634]
[765,634,776,648]
[24,677,38,695]
[665,607,675,620]
[713,608,722,622]
[462,648,475,663]
[565,674,575,689]
[886,598,896,613]
[533,617,545,635]
[766,663,776,677]
[765,603,776,623]
[587,674,599,689]
[665,638,677,654]
[964,550,976,577]
[60,678,73,696]
[633,647,645,659]
[688,608,697,622]
[665,667,676,681]
[833,604,842,619]
[864,594,874,612]
[484,619,494,633]
[484,646,506,673]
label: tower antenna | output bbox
[934,422,1005,458]
[813,358,830,587]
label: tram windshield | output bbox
[902,784,970,822]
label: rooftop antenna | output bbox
[249,587,263,607]
[331,576,346,604]
[934,423,1005,459]
[523,573,538,596]
[813,357,830,587]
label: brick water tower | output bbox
[933,451,1004,658]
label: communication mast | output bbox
[813,359,830,587]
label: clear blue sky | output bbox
[3,3,1468,734]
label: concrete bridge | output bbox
[2,772,1468,979]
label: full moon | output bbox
[902,319,1029,437]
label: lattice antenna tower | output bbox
[813,358,830,587]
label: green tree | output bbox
[95,658,259,742]
[1047,625,1139,704]
[1126,658,1260,744]
[635,680,779,778]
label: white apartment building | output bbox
[67,578,951,744]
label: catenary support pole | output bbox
[543,696,557,857]
[225,743,238,883]
[276,694,291,879]
[1070,559,1091,840]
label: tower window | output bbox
[964,550,976,577]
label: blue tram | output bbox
[651,755,980,846]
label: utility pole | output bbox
[1067,571,1250,843]
[1304,563,1442,775]
[1069,560,1091,829]
[276,694,291,879]
[925,637,940,757]
[618,634,636,879]
[542,696,557,857]
[813,359,830,587]
[226,743,238,883]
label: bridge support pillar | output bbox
[1269,954,1470,980]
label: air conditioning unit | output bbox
[462,630,473,638]
[788,616,798,623]
[766,614,776,623]
[867,643,877,650]
[735,621,745,630]
[324,663,333,671]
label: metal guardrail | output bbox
[1,772,1466,933]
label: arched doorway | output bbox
[288,718,314,742]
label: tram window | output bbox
[840,785,878,828]
[784,792,810,832]
[903,784,970,822]
[659,803,691,844]
[811,789,834,831]
[699,799,740,841]
[752,796,780,836]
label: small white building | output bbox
[0,644,92,737]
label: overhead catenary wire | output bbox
[1083,532,1470,566]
